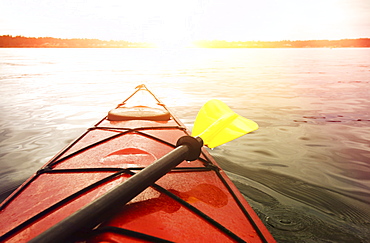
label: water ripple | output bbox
[216,158,370,238]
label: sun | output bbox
[152,38,194,49]
[145,16,195,49]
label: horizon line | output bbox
[2,35,370,43]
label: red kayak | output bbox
[0,85,275,242]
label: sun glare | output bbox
[152,39,194,49]
[1,0,367,44]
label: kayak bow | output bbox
[0,84,275,243]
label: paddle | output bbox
[192,99,259,148]
[29,99,258,243]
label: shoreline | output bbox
[1,36,370,48]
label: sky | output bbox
[1,0,369,46]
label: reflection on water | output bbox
[1,48,370,241]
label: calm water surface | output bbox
[1,48,369,242]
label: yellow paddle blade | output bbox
[192,99,258,148]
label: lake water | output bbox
[1,48,369,242]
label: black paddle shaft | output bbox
[29,136,203,243]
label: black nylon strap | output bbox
[90,226,175,243]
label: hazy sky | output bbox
[1,0,369,45]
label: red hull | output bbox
[0,85,275,243]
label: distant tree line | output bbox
[193,39,370,48]
[1,35,369,48]
[0,35,154,48]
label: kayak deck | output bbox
[0,85,275,242]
